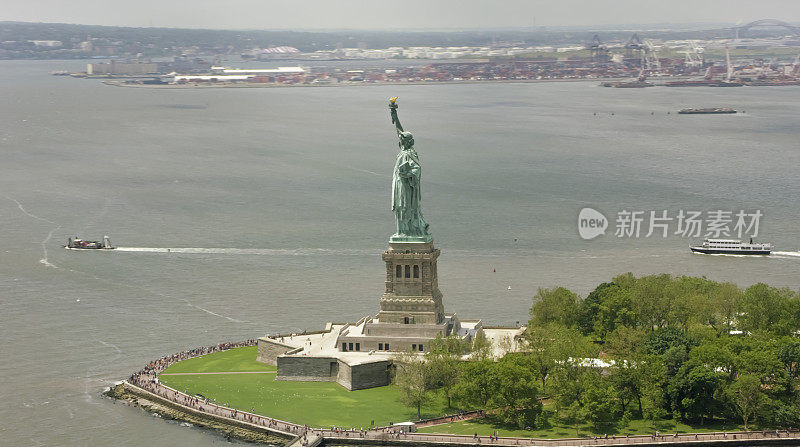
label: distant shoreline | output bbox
[102,77,634,89]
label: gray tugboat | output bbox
[65,235,115,250]
[690,238,771,255]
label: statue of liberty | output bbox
[388,97,431,242]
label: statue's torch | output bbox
[389,97,399,124]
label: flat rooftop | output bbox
[267,322,525,365]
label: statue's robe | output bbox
[392,148,429,237]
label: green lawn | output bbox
[159,348,741,437]
[162,347,275,374]
[160,373,450,428]
[418,416,742,439]
[159,347,451,427]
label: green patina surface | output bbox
[162,346,276,374]
[389,98,432,242]
[159,347,449,427]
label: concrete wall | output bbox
[348,360,392,390]
[277,356,338,382]
[364,321,447,338]
[276,356,392,390]
[256,338,296,366]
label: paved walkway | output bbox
[160,371,277,376]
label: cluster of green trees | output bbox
[395,333,546,428]
[394,274,800,432]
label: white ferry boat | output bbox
[690,238,771,255]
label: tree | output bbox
[769,402,800,428]
[453,360,494,409]
[576,282,614,335]
[581,376,618,430]
[739,283,794,335]
[522,324,592,392]
[428,334,471,356]
[671,363,727,424]
[711,282,742,336]
[738,345,785,384]
[631,274,675,331]
[426,335,467,409]
[470,331,493,361]
[606,327,648,415]
[562,401,584,437]
[609,361,645,415]
[639,357,669,430]
[593,276,638,341]
[643,327,693,356]
[487,354,542,429]
[689,340,736,377]
[394,353,433,419]
[727,374,764,430]
[777,337,800,379]
[530,287,580,328]
[606,326,646,358]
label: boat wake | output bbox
[772,251,800,258]
[39,225,61,268]
[58,261,249,324]
[114,247,372,255]
[2,194,60,268]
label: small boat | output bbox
[601,80,654,88]
[65,235,115,250]
[679,108,737,114]
[690,238,771,255]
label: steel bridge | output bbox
[732,19,800,37]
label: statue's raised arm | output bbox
[389,97,404,134]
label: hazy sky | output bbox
[5,0,800,30]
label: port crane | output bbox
[588,34,610,63]
[793,49,800,74]
[643,40,661,71]
[624,33,645,58]
[681,41,704,68]
[725,44,734,82]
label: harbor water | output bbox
[1,59,799,445]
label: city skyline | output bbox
[5,0,800,31]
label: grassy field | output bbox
[162,347,275,373]
[159,348,740,436]
[419,416,741,439]
[158,347,450,427]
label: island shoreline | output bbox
[110,342,800,446]
[105,382,294,445]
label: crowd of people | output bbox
[130,340,257,379]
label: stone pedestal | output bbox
[377,240,444,325]
[334,239,458,354]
